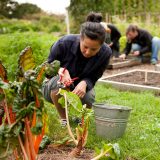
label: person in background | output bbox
[42,15,111,127]
[86,12,121,58]
[120,24,160,64]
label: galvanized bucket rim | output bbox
[93,103,132,111]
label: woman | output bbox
[42,16,111,126]
[86,12,121,58]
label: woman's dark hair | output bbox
[126,24,139,34]
[86,12,102,23]
[80,22,106,44]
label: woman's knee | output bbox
[81,89,95,107]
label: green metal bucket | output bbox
[93,103,132,140]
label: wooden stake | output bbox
[145,71,148,83]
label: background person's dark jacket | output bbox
[124,29,153,55]
[48,35,111,90]
[107,24,121,50]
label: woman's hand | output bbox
[58,68,71,84]
[72,81,87,98]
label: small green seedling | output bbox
[92,142,120,160]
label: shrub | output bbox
[0,32,58,79]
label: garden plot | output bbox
[107,58,141,69]
[107,55,150,69]
[99,69,160,93]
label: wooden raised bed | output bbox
[107,58,141,69]
[107,55,150,69]
[99,69,160,93]
[155,64,160,71]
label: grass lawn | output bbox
[46,84,160,160]
[90,84,160,160]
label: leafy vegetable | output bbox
[39,135,51,150]
[58,89,93,158]
[0,47,47,159]
[44,60,60,78]
[92,142,120,160]
[18,46,35,73]
[0,61,7,82]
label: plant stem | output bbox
[25,117,36,160]
[64,92,78,145]
[4,99,11,124]
[0,143,10,159]
[145,71,148,83]
[18,135,29,160]
[91,147,112,160]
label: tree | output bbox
[68,0,160,33]
[0,0,18,18]
[68,0,114,33]
[0,0,41,19]
[12,3,42,19]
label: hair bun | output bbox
[86,12,102,23]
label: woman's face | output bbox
[80,36,101,58]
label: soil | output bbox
[105,71,160,87]
[103,63,156,77]
[38,145,94,160]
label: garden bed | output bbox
[38,145,94,160]
[99,69,160,93]
[107,58,141,69]
[107,55,150,69]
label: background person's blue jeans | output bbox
[131,43,143,62]
[152,37,160,61]
[131,43,142,52]
[131,37,160,62]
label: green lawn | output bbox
[91,84,160,160]
[45,84,160,160]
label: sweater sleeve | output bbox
[139,32,152,55]
[123,42,132,55]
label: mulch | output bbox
[38,145,94,160]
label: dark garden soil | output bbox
[106,71,160,87]
[103,63,156,77]
[38,145,94,160]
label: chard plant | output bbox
[0,47,48,160]
[58,89,93,158]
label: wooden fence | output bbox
[106,12,160,26]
